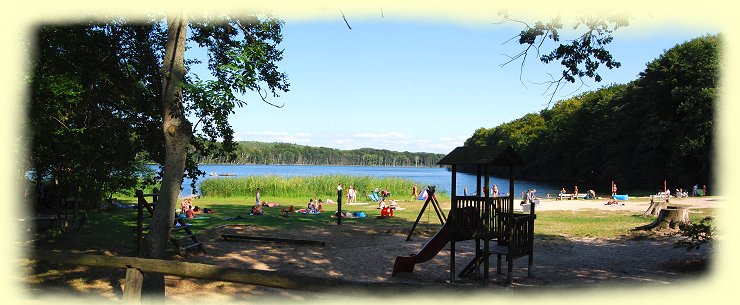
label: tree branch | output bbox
[257,87,285,108]
[339,9,352,30]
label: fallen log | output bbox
[633,206,689,231]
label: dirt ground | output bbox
[19,196,718,304]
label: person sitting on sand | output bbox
[605,198,618,206]
[378,198,387,209]
[262,201,280,208]
[317,199,324,212]
[389,200,400,210]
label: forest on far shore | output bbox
[194,141,446,168]
[463,34,719,192]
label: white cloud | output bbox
[352,132,410,140]
[235,130,313,144]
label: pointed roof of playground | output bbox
[436,145,525,167]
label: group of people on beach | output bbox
[554,185,598,200]
[250,188,283,216]
[521,189,540,206]
[179,196,215,218]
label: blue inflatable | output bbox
[612,194,629,201]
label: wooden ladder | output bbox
[135,190,207,256]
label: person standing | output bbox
[463,186,468,196]
[349,186,356,203]
[337,183,343,225]
[412,184,418,201]
[703,185,708,196]
[611,182,617,196]
[572,185,579,200]
[255,188,261,206]
[492,184,499,197]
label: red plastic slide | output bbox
[392,222,451,276]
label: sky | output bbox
[185,17,717,154]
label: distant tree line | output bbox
[194,141,446,167]
[464,34,719,193]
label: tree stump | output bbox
[634,206,689,231]
[644,196,669,216]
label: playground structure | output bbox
[393,146,536,284]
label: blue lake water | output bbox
[171,164,562,199]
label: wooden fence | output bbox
[34,252,476,304]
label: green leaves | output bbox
[503,14,628,101]
[675,216,715,251]
[28,22,165,207]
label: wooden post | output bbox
[450,164,457,284]
[483,164,490,281]
[136,190,143,258]
[664,180,667,193]
[123,267,143,304]
[509,166,514,204]
[337,184,342,225]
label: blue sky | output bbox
[186,17,717,154]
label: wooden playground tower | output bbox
[436,146,535,283]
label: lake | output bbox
[172,164,563,199]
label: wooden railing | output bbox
[451,196,515,240]
[33,252,470,304]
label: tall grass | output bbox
[200,175,446,200]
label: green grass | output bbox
[38,194,715,255]
[535,208,715,238]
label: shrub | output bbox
[675,216,714,251]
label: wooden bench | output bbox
[557,193,586,200]
[650,192,672,201]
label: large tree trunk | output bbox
[141,14,190,301]
[634,206,689,231]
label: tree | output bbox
[462,34,719,192]
[28,22,163,216]
[499,14,628,103]
[142,13,290,298]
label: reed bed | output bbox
[199,175,445,199]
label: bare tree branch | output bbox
[339,9,352,30]
[257,87,285,108]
